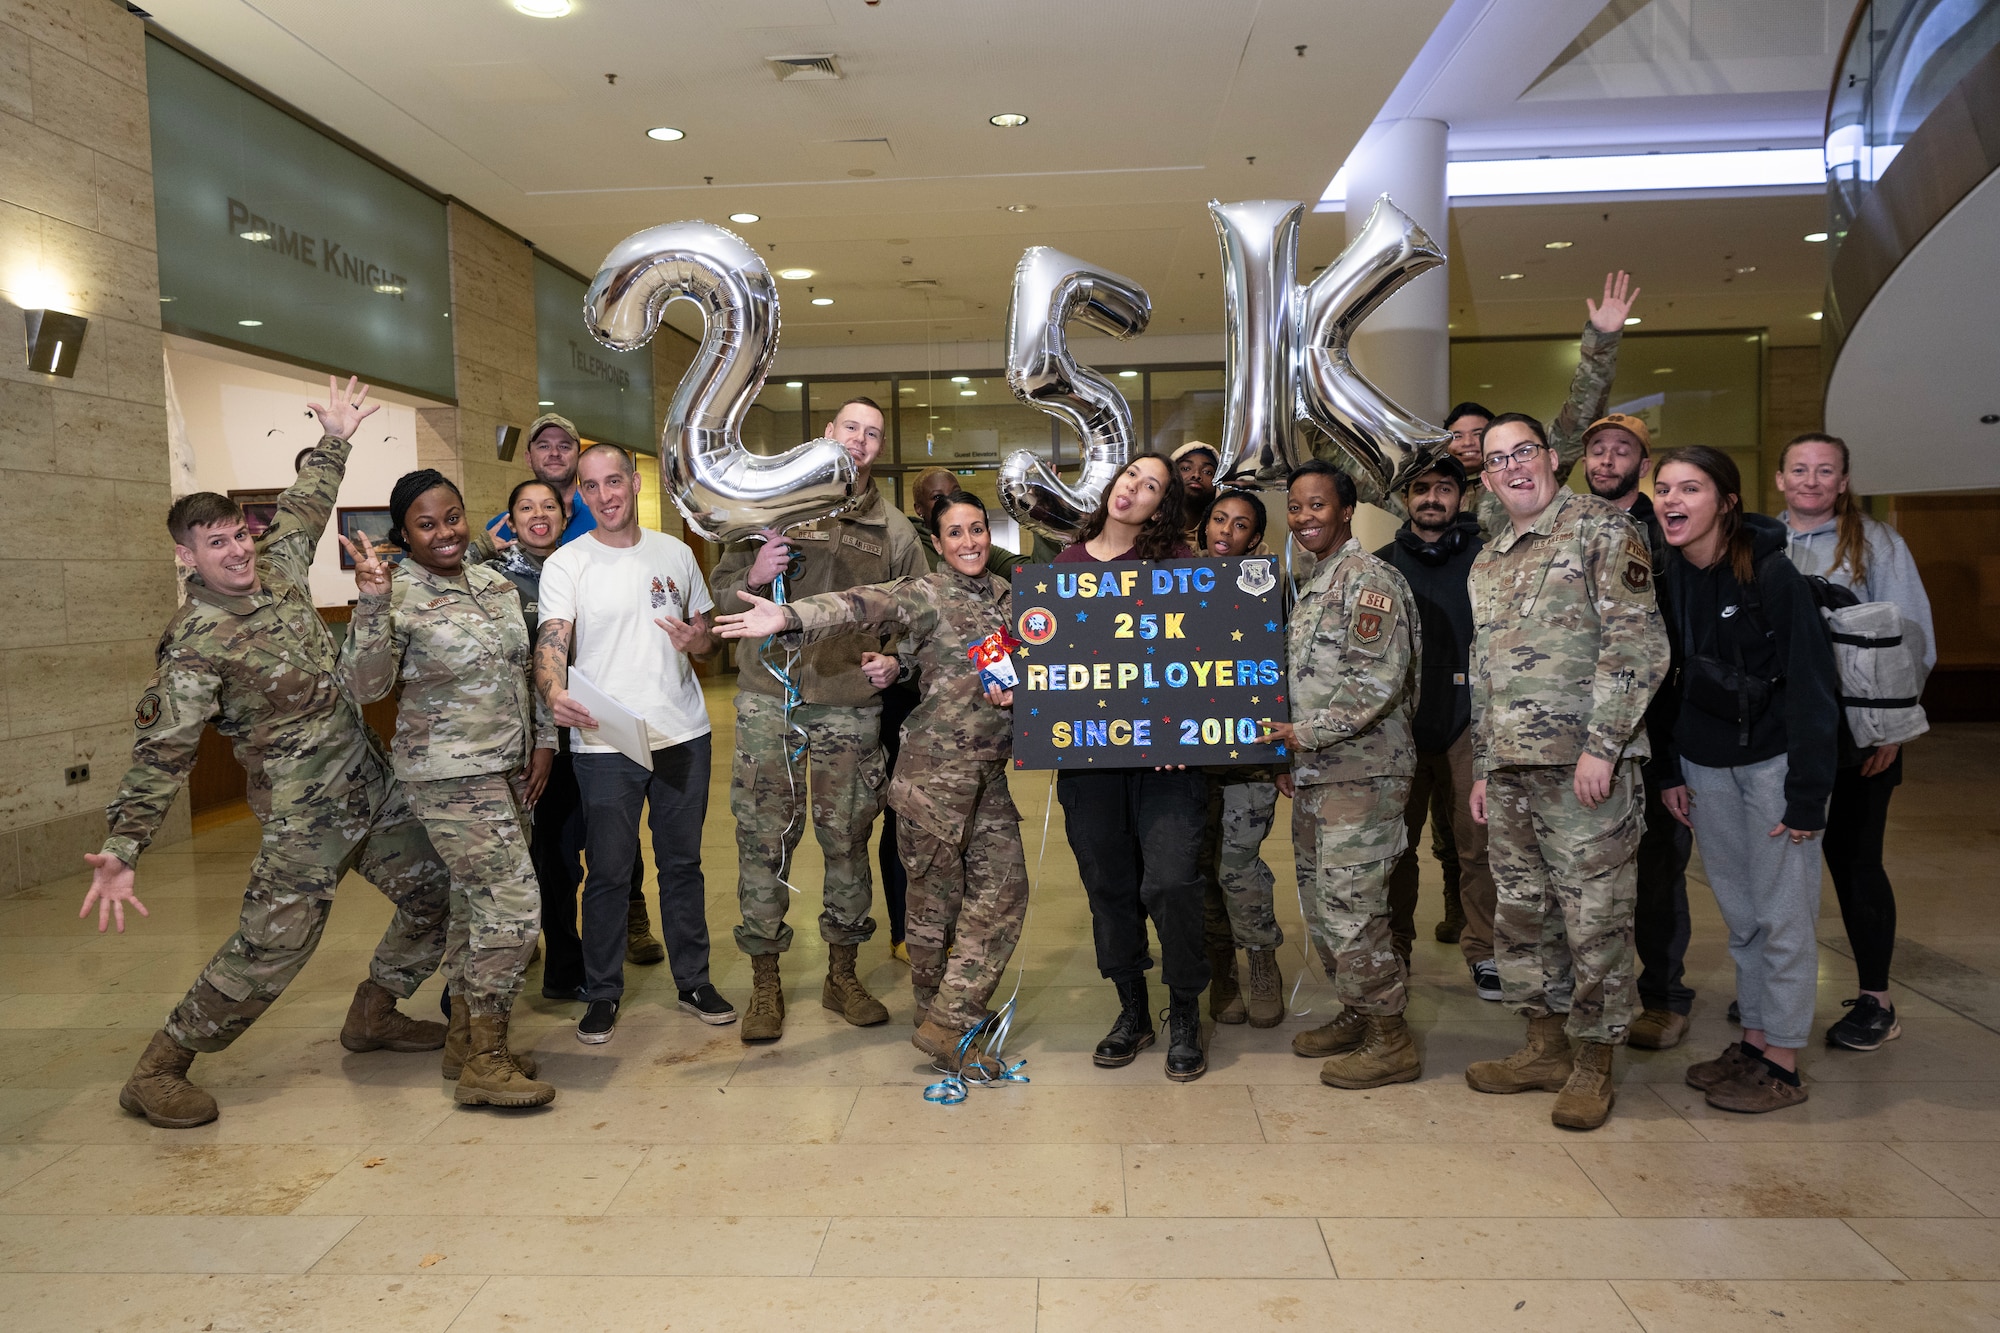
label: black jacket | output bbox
[1375,513,1482,754]
[1659,512,1839,831]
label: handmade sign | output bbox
[1010,557,1290,770]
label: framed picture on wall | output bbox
[227,489,283,538]
[336,507,405,569]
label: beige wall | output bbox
[0,0,186,892]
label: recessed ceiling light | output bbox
[1117,370,1138,378]
[899,386,915,393]
[950,375,970,384]
[785,380,803,388]
[1498,272,1524,281]
[1000,203,1034,213]
[514,0,570,15]
[959,389,977,396]
[989,113,1028,127]
[237,319,263,327]
[777,267,814,280]
[1804,231,1829,242]
[1478,382,1494,389]
[1653,367,1674,375]
[159,296,174,302]
[1808,311,1824,320]
[372,283,403,295]
[810,297,834,306]
[539,400,554,406]
[1734,265,1757,274]
[238,230,271,242]
[645,126,685,142]
[728,212,760,224]
[1624,316,1641,325]
[1544,240,1573,249]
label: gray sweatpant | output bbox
[1681,754,1825,1049]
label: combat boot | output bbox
[340,978,447,1053]
[823,942,890,1026]
[1208,944,1246,1024]
[1551,1039,1616,1130]
[1320,1014,1421,1090]
[1245,947,1284,1028]
[1628,1008,1689,1050]
[442,991,538,1079]
[1164,989,1206,1082]
[1093,977,1154,1067]
[626,897,665,966]
[455,1011,556,1108]
[118,1029,218,1129]
[912,983,938,1028]
[741,953,785,1043]
[1435,887,1466,945]
[913,1018,1002,1080]
[1465,1014,1573,1094]
[1292,1007,1367,1058]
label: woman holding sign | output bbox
[1050,455,1213,1082]
[1261,460,1423,1091]
[716,491,1026,1079]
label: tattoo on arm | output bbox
[534,619,573,705]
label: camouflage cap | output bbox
[524,412,581,448]
[1583,412,1652,454]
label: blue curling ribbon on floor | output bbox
[922,1004,1029,1104]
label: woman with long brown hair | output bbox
[1774,433,1935,1052]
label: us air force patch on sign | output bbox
[1017,606,1058,645]
[135,691,164,729]
[1236,558,1275,597]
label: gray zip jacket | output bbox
[1778,511,1936,678]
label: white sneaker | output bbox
[1471,960,1502,1002]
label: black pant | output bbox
[1824,753,1901,992]
[1634,775,1696,1014]
[1058,768,1211,994]
[572,737,715,1001]
[532,750,645,997]
[876,681,919,944]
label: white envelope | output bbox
[565,667,653,772]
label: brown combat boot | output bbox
[823,942,890,1026]
[340,979,446,1054]
[913,1017,1003,1079]
[1292,1007,1367,1058]
[442,991,537,1079]
[119,1029,219,1128]
[1320,1014,1421,1089]
[626,897,666,966]
[1435,887,1466,944]
[455,1011,556,1108]
[741,954,786,1043]
[1465,1014,1573,1094]
[1208,944,1247,1024]
[912,983,939,1028]
[1245,947,1284,1028]
[1627,1008,1689,1050]
[1551,1039,1616,1129]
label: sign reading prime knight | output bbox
[1010,557,1290,769]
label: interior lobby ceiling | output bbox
[140,0,1842,349]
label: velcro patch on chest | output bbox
[841,535,885,557]
[792,529,833,543]
[422,595,453,610]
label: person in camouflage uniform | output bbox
[79,378,451,1130]
[717,490,1024,1079]
[1465,411,1669,1131]
[1262,462,1423,1090]
[339,469,558,1108]
[1385,271,1637,541]
[708,397,927,1041]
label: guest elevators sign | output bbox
[1010,557,1291,769]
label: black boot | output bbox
[1165,988,1207,1082]
[1093,977,1155,1068]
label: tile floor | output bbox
[1,690,1995,1330]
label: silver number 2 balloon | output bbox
[1210,195,1450,501]
[584,220,856,543]
[997,246,1151,544]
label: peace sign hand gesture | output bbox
[339,529,393,597]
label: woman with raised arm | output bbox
[716,490,1025,1079]
[339,469,557,1109]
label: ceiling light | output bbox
[1624,317,1641,325]
[237,319,263,327]
[1734,265,1757,274]
[785,380,803,388]
[810,297,834,306]
[1498,272,1524,281]
[777,267,814,280]
[899,386,915,393]
[989,113,1028,128]
[728,212,760,224]
[1318,148,1824,208]
[1544,240,1573,249]
[645,126,685,142]
[1118,370,1138,378]
[1804,231,1829,242]
[950,375,970,384]
[514,0,570,14]
[539,400,554,406]
[372,283,403,295]
[238,230,271,242]
[1808,311,1823,320]
[1653,367,1674,375]
[1000,203,1034,213]
[959,389,976,396]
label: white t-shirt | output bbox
[538,528,715,752]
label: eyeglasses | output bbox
[1482,441,1545,473]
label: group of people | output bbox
[82,264,1932,1129]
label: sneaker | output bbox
[576,999,619,1045]
[1471,959,1502,1002]
[1826,994,1900,1051]
[677,984,738,1026]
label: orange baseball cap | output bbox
[1583,413,1652,453]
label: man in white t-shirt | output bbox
[535,444,734,1043]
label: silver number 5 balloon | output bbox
[584,220,856,543]
[998,247,1151,544]
[1210,195,1450,501]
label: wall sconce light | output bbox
[496,423,521,462]
[23,309,88,377]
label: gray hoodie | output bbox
[1778,511,1936,678]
